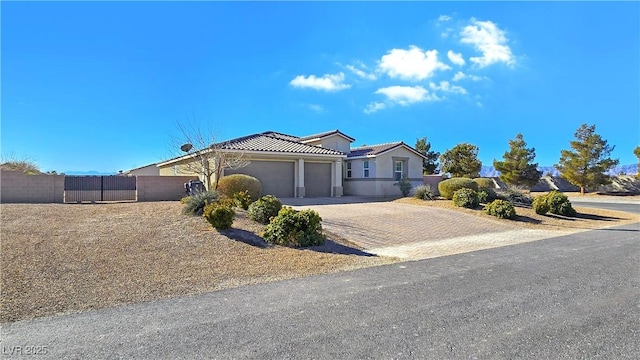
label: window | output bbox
[363,160,370,178]
[394,161,403,181]
[346,162,352,178]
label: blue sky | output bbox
[2,1,639,174]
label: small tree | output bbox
[634,146,640,179]
[439,143,482,178]
[415,137,440,174]
[493,133,542,187]
[554,123,619,195]
[170,120,249,191]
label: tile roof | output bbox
[347,142,405,158]
[298,129,356,142]
[219,133,345,155]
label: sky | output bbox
[2,1,639,174]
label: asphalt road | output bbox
[2,223,639,359]
[571,200,640,214]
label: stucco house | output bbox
[153,129,425,198]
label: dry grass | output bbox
[395,198,640,231]
[0,202,395,323]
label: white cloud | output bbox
[376,85,441,105]
[438,15,451,22]
[460,18,515,68]
[429,81,467,95]
[345,64,377,80]
[447,50,466,66]
[452,71,485,82]
[308,104,326,113]
[378,46,451,81]
[364,102,387,114]
[289,72,351,91]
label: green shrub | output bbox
[532,195,551,215]
[217,174,262,202]
[477,190,490,204]
[248,195,283,224]
[203,203,235,230]
[498,187,533,205]
[396,176,412,197]
[473,178,497,202]
[473,177,494,190]
[484,199,516,219]
[413,185,437,200]
[181,190,220,216]
[438,178,478,200]
[263,207,325,247]
[452,188,479,208]
[233,190,252,210]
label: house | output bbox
[122,163,160,176]
[152,129,425,198]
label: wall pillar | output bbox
[332,160,343,197]
[296,158,305,198]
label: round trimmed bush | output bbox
[248,195,282,224]
[203,203,235,230]
[452,188,479,208]
[217,174,262,202]
[532,195,551,215]
[438,178,478,200]
[262,207,325,247]
[545,191,576,217]
[473,178,494,190]
[484,199,516,219]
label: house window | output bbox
[363,160,370,178]
[346,162,352,178]
[394,161,403,181]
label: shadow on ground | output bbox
[220,228,271,248]
[306,239,377,257]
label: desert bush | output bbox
[438,178,478,200]
[217,174,262,202]
[181,190,220,216]
[263,207,325,247]
[233,190,252,210]
[484,199,516,219]
[532,195,551,215]
[396,176,412,197]
[473,178,494,190]
[477,190,490,204]
[452,188,479,209]
[498,187,533,205]
[473,178,497,202]
[413,185,438,200]
[248,195,282,224]
[203,203,235,230]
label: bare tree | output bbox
[169,120,249,191]
[0,153,42,174]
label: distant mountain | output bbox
[62,170,116,176]
[480,164,637,178]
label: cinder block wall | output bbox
[423,174,444,190]
[0,171,65,203]
[137,176,198,202]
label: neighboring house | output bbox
[144,129,425,198]
[122,163,160,176]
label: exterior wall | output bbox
[1,171,65,203]
[305,134,352,154]
[137,176,197,201]
[423,174,445,190]
[375,147,423,180]
[159,160,212,189]
[345,158,376,180]
[127,165,160,176]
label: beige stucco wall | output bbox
[1,171,65,203]
[304,134,352,154]
[375,147,423,180]
[137,175,198,201]
[127,165,160,176]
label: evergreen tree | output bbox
[415,137,440,174]
[634,146,640,179]
[439,143,482,178]
[554,124,619,194]
[493,133,542,187]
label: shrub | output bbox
[413,185,437,200]
[473,177,494,190]
[477,190,490,204]
[262,207,325,247]
[203,203,235,230]
[532,195,551,215]
[438,178,478,200]
[473,178,497,202]
[233,190,252,210]
[181,190,220,216]
[484,199,516,219]
[396,176,412,197]
[452,188,479,208]
[498,187,533,205]
[217,174,262,202]
[248,195,282,224]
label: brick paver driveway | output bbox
[283,197,520,249]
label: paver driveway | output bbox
[284,197,520,249]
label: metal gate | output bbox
[64,176,137,202]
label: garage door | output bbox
[225,161,294,198]
[304,162,332,197]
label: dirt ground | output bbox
[2,198,637,323]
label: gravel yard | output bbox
[1,202,395,323]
